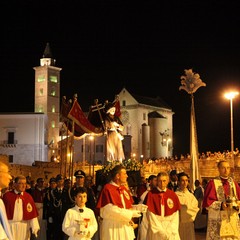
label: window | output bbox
[39,88,44,96]
[38,105,43,113]
[51,87,56,96]
[51,121,55,128]
[50,75,58,83]
[122,100,126,106]
[9,155,13,163]
[52,105,55,113]
[37,76,45,82]
[143,113,146,120]
[96,145,103,153]
[8,132,14,144]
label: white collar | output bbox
[157,187,166,192]
[110,181,120,187]
[14,189,22,195]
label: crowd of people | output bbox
[140,147,240,163]
[0,159,240,240]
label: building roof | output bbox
[131,93,172,110]
[42,42,53,58]
[148,111,165,118]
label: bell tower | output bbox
[33,43,62,161]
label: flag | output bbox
[67,99,103,138]
[113,95,121,117]
[190,95,199,191]
[60,96,72,122]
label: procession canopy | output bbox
[60,94,103,139]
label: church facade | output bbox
[0,43,173,166]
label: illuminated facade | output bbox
[0,43,173,166]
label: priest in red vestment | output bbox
[3,175,40,240]
[96,164,141,240]
[202,160,240,240]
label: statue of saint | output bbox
[104,102,125,162]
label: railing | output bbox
[0,140,18,147]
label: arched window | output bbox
[52,105,55,113]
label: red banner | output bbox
[114,98,121,118]
[67,99,103,137]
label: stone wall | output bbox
[2,154,240,184]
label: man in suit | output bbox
[167,170,178,192]
[50,174,71,240]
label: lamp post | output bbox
[89,135,95,178]
[224,91,239,163]
[166,138,171,157]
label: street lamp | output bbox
[224,91,239,161]
[89,135,95,176]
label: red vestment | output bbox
[30,187,45,203]
[144,188,181,216]
[96,183,134,210]
[3,190,38,220]
[202,178,240,208]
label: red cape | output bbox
[96,183,134,212]
[3,190,38,220]
[144,188,181,216]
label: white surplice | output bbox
[0,199,13,240]
[62,205,98,240]
[8,196,39,240]
[175,189,199,240]
[139,210,180,240]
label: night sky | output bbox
[1,1,240,156]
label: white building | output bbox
[119,88,174,160]
[0,113,47,165]
[0,43,174,166]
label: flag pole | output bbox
[70,94,78,184]
[179,69,206,190]
[190,94,199,191]
[70,118,75,184]
[91,99,106,164]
